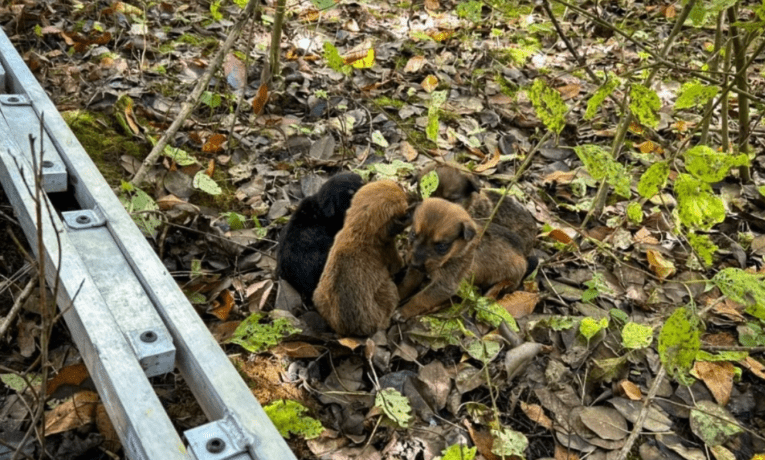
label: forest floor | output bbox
[1,0,765,459]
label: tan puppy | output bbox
[418,164,536,256]
[313,180,410,336]
[398,198,529,319]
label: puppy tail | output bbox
[524,256,539,279]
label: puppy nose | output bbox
[410,250,427,270]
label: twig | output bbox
[130,0,260,186]
[0,276,37,341]
[614,365,666,460]
[702,345,765,353]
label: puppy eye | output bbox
[435,242,450,254]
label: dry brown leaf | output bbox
[205,158,215,177]
[474,148,500,173]
[646,249,675,280]
[401,141,418,161]
[554,444,580,460]
[662,4,676,18]
[203,134,226,154]
[740,357,765,380]
[617,380,643,400]
[252,83,269,115]
[633,227,659,244]
[404,55,426,73]
[47,363,90,396]
[520,402,553,430]
[421,74,438,92]
[96,403,120,452]
[424,0,439,10]
[496,291,539,318]
[156,194,189,211]
[45,391,99,436]
[548,228,574,245]
[556,84,581,101]
[210,289,235,321]
[693,361,735,406]
[711,300,746,322]
[464,421,499,460]
[272,341,322,359]
[246,280,273,313]
[337,337,364,350]
[210,321,240,343]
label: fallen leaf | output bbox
[203,134,226,154]
[520,402,553,430]
[465,421,500,460]
[401,141,418,161]
[252,83,269,115]
[556,84,581,101]
[47,363,90,396]
[474,148,500,173]
[421,74,438,92]
[617,380,643,400]
[496,291,539,318]
[337,337,364,350]
[403,55,426,73]
[646,249,676,280]
[272,341,322,358]
[740,357,765,380]
[633,227,659,244]
[693,361,735,406]
[44,391,99,435]
[548,228,574,245]
[210,289,235,321]
[223,53,246,90]
[424,0,439,10]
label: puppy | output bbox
[398,198,529,319]
[418,164,536,256]
[276,172,363,300]
[312,180,411,336]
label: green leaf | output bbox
[573,144,631,198]
[695,350,748,362]
[427,90,447,142]
[675,81,719,110]
[658,306,702,386]
[688,232,718,267]
[200,90,222,109]
[464,335,503,365]
[472,296,519,331]
[622,322,653,349]
[322,42,351,75]
[420,170,439,199]
[684,145,748,183]
[311,0,336,10]
[585,76,620,120]
[371,130,389,148]
[228,313,301,353]
[456,0,483,22]
[637,161,669,198]
[210,0,223,20]
[609,308,629,325]
[529,79,567,134]
[674,174,725,230]
[626,201,643,224]
[689,400,742,446]
[737,321,765,347]
[0,373,41,393]
[548,315,575,331]
[119,185,162,237]
[441,444,477,460]
[375,388,412,428]
[162,145,198,166]
[580,317,609,340]
[221,212,246,230]
[264,400,324,440]
[491,427,528,457]
[629,84,661,128]
[193,171,222,195]
[713,268,765,320]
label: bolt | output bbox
[75,215,90,224]
[206,438,225,453]
[140,331,157,343]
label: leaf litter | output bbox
[1,0,765,458]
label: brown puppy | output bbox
[313,180,410,336]
[398,198,529,319]
[418,164,536,256]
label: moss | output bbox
[194,167,238,210]
[62,110,147,187]
[373,96,405,110]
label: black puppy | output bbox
[276,172,364,300]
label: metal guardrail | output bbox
[0,28,296,460]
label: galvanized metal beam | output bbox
[0,27,296,460]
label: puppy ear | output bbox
[462,221,477,241]
[466,174,481,194]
